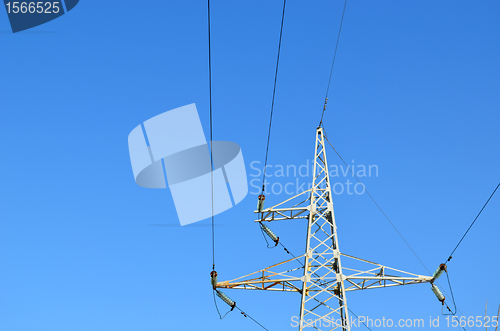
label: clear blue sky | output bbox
[1,1,499,330]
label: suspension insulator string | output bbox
[211,290,233,320]
[216,290,236,311]
[257,193,266,213]
[210,270,218,290]
[259,222,279,247]
[429,264,458,317]
[431,283,446,305]
[431,263,447,283]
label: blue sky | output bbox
[1,1,499,330]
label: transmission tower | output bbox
[216,127,433,330]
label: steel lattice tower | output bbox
[216,127,433,330]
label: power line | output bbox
[348,308,373,331]
[207,1,227,322]
[446,182,500,263]
[206,4,275,330]
[261,0,287,194]
[319,0,347,127]
[207,0,215,271]
[235,306,270,331]
[444,303,467,331]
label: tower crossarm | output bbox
[215,255,306,293]
[254,189,312,222]
[215,254,432,294]
[255,206,310,222]
[339,253,433,292]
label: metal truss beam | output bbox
[216,253,432,293]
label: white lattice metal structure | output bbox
[216,127,433,330]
